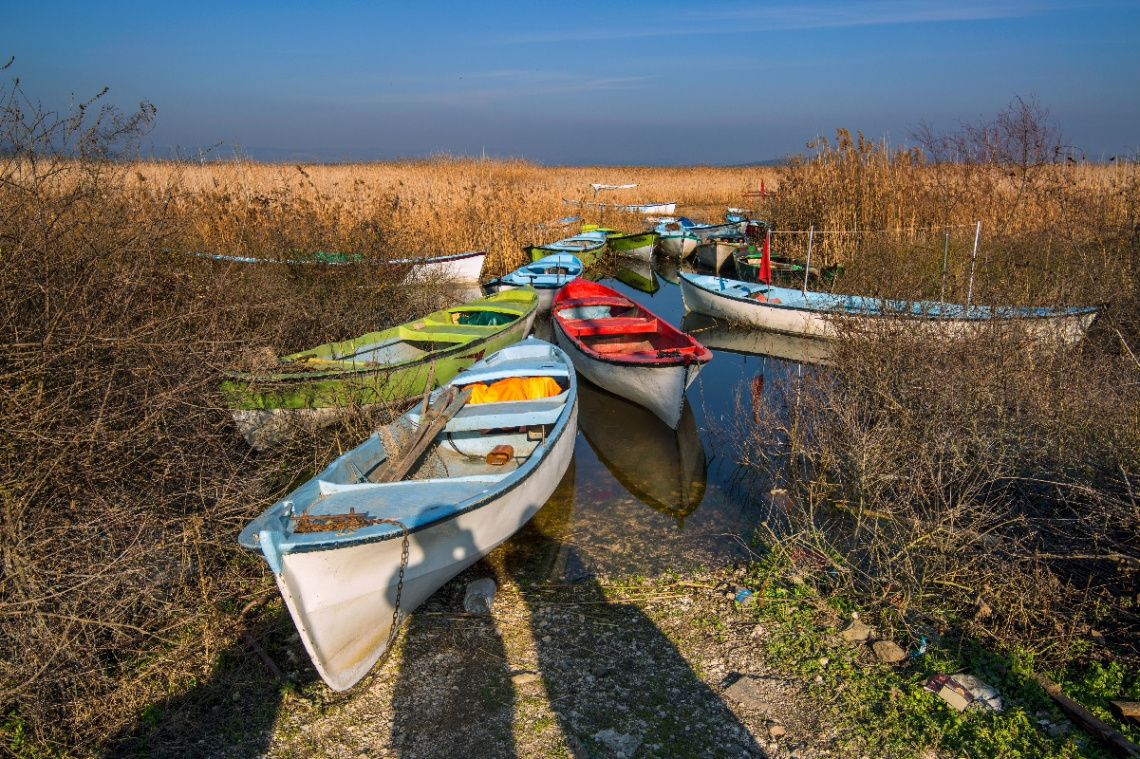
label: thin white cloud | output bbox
[500,0,1084,43]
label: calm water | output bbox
[490,256,828,581]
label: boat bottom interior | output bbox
[330,376,570,484]
[581,331,691,356]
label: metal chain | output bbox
[375,518,410,653]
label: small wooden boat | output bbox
[221,289,539,448]
[482,254,583,313]
[525,231,608,266]
[686,219,745,241]
[552,279,712,428]
[678,272,1100,345]
[733,246,844,285]
[578,381,705,528]
[564,198,677,215]
[655,219,700,259]
[582,224,658,261]
[694,231,747,271]
[680,312,834,365]
[390,250,488,283]
[186,249,488,282]
[238,339,579,691]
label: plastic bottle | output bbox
[463,578,497,614]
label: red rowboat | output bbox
[551,278,712,428]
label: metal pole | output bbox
[803,225,814,297]
[940,228,949,315]
[966,221,980,309]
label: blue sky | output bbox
[3,1,1137,164]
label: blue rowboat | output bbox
[524,231,609,265]
[678,272,1099,345]
[238,338,579,691]
[482,254,583,313]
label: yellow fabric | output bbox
[467,376,562,404]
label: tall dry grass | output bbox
[729,103,1140,663]
[141,159,779,277]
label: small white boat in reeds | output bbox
[482,254,583,313]
[678,272,1100,345]
[552,279,712,428]
[185,249,488,282]
[655,219,700,259]
[392,250,488,283]
[238,339,579,691]
[563,198,677,215]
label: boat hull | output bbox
[271,398,578,691]
[657,233,699,259]
[399,250,487,283]
[694,241,740,271]
[679,273,1099,345]
[607,232,658,261]
[554,327,696,429]
[484,280,559,313]
[223,290,539,447]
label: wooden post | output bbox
[803,225,814,296]
[940,229,950,316]
[966,221,981,309]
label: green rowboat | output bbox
[221,288,539,447]
[582,224,658,261]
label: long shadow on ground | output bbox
[103,604,308,759]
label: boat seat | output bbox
[555,296,632,310]
[560,316,658,337]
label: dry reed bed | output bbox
[3,86,1139,755]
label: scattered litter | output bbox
[910,636,928,657]
[924,674,1002,712]
[735,588,755,606]
[925,674,974,712]
[463,578,496,614]
[955,674,1003,712]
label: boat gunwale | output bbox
[226,293,538,383]
[680,272,1099,322]
[552,281,713,368]
[242,358,578,552]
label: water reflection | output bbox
[610,258,660,294]
[680,311,833,365]
[578,380,706,528]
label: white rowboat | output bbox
[238,339,579,691]
[679,272,1100,345]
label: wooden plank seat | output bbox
[554,296,633,310]
[560,316,659,337]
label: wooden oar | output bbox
[373,385,473,483]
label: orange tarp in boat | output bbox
[467,376,562,404]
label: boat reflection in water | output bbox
[610,259,660,295]
[680,312,834,365]
[577,379,706,528]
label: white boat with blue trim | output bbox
[678,272,1099,345]
[238,339,579,691]
[482,254,583,313]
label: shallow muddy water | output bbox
[490,256,828,581]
